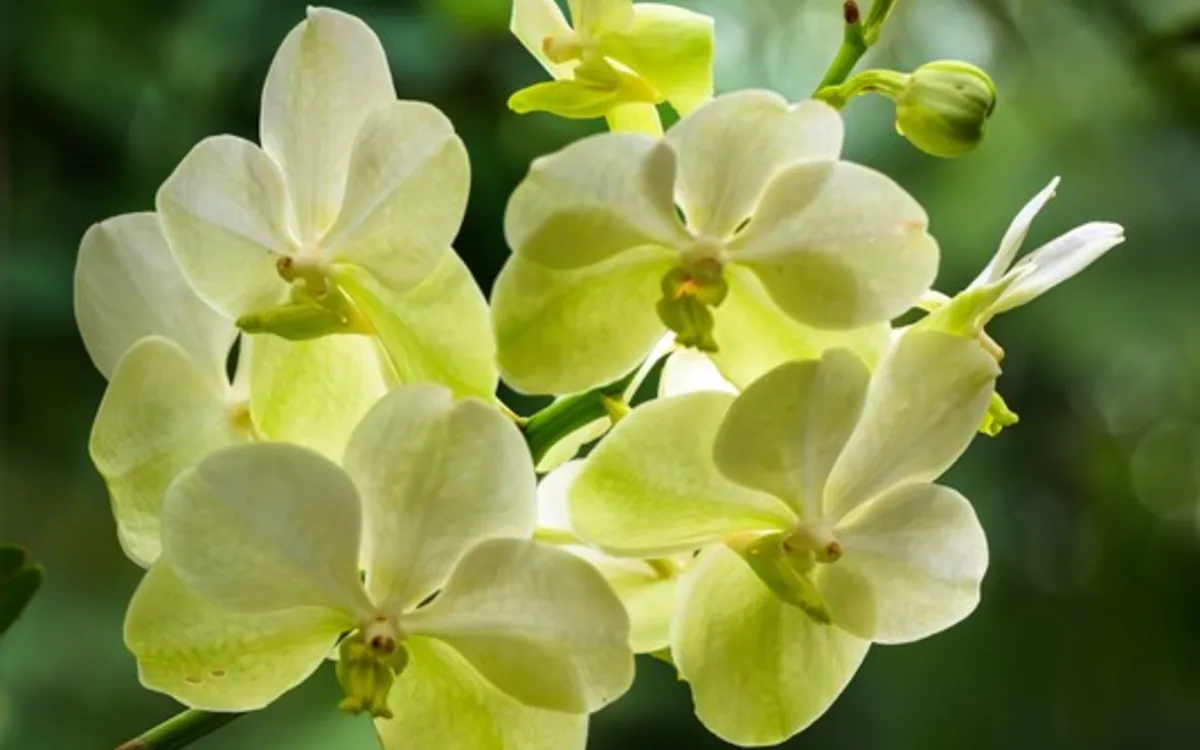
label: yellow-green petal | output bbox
[125,563,350,711]
[406,539,634,713]
[672,545,870,746]
[247,333,386,462]
[491,250,673,396]
[815,482,988,644]
[825,330,999,520]
[570,392,796,556]
[510,0,574,78]
[156,135,293,317]
[89,336,247,567]
[601,3,714,116]
[665,92,843,239]
[342,385,536,614]
[730,160,939,329]
[376,637,587,750]
[323,100,469,294]
[74,212,234,382]
[714,351,870,519]
[508,76,659,120]
[505,133,686,270]
[161,443,373,618]
[260,6,395,242]
[335,254,497,400]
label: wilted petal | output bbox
[731,160,938,329]
[323,101,469,293]
[825,330,998,520]
[491,250,674,396]
[156,135,293,317]
[376,637,587,750]
[666,92,843,239]
[74,212,234,381]
[672,545,870,746]
[161,443,373,618]
[714,352,869,519]
[125,563,349,711]
[570,392,796,556]
[260,7,395,242]
[406,539,634,713]
[505,134,686,269]
[89,337,246,567]
[342,386,536,614]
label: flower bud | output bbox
[895,61,997,158]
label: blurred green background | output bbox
[4,0,1200,748]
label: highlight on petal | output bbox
[993,222,1125,314]
[970,177,1060,288]
[510,0,574,79]
[815,483,988,644]
[731,160,939,329]
[125,564,350,711]
[376,637,587,750]
[89,337,247,567]
[714,351,870,519]
[491,250,674,396]
[570,392,796,557]
[672,545,870,746]
[246,333,386,461]
[161,443,373,618]
[658,348,736,398]
[156,135,293,317]
[666,92,843,239]
[335,254,498,400]
[505,134,686,269]
[709,266,890,390]
[260,6,395,242]
[601,3,714,116]
[406,538,634,713]
[74,212,234,381]
[324,101,469,293]
[825,330,999,520]
[342,385,536,614]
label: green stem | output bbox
[116,710,239,750]
[815,0,898,91]
[521,368,640,466]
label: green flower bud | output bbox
[895,60,997,158]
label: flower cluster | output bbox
[75,3,1124,749]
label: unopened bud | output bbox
[895,60,997,158]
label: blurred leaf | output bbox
[0,545,44,637]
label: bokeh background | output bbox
[4,0,1200,748]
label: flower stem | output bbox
[521,368,640,466]
[115,709,239,750]
[815,0,897,91]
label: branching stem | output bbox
[815,0,899,91]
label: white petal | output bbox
[406,538,634,713]
[970,177,1060,288]
[74,213,234,381]
[714,352,870,519]
[246,333,387,461]
[505,134,687,269]
[816,483,988,644]
[993,222,1125,313]
[324,101,469,293]
[89,337,246,567]
[125,563,350,711]
[665,91,843,239]
[161,443,372,618]
[570,392,796,557]
[377,637,587,750]
[260,7,395,242]
[156,135,293,317]
[730,160,938,329]
[825,330,998,520]
[342,386,536,614]
[672,545,870,746]
[658,348,736,398]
